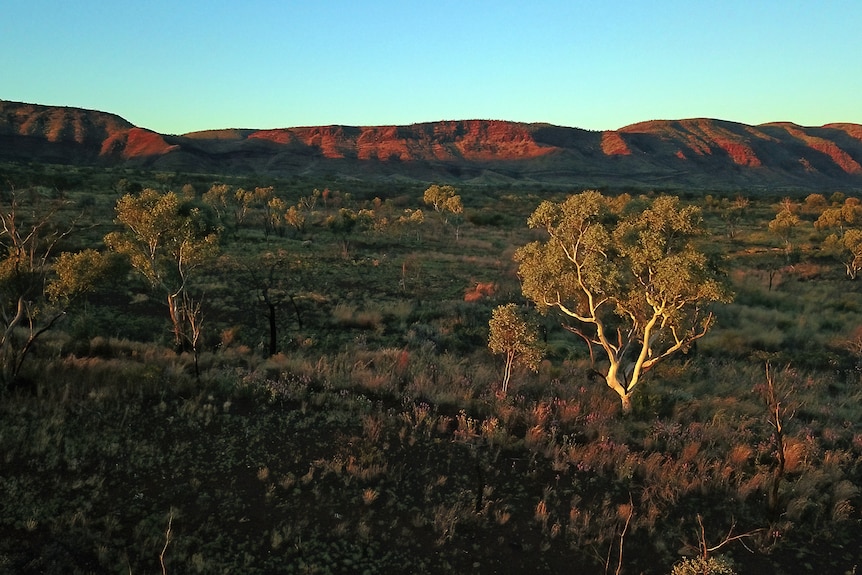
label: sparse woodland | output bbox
[2,162,862,574]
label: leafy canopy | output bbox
[516,191,731,412]
[488,303,543,395]
[105,189,219,293]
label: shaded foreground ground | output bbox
[1,348,860,574]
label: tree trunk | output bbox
[765,365,787,516]
[501,352,514,395]
[605,364,634,415]
[167,293,184,350]
[288,295,303,331]
[268,302,277,357]
[619,393,633,415]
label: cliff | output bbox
[3,100,862,191]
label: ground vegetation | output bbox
[0,161,860,574]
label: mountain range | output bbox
[2,99,862,191]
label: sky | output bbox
[2,0,861,135]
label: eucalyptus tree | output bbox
[105,189,219,359]
[201,184,234,231]
[814,197,862,234]
[423,184,462,216]
[0,191,109,385]
[283,190,324,237]
[325,208,374,259]
[265,196,288,238]
[515,191,731,414]
[233,249,304,357]
[816,199,862,279]
[423,184,464,238]
[487,303,543,395]
[768,198,801,260]
[720,195,750,239]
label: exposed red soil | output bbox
[600,131,631,156]
[294,126,352,159]
[434,120,553,160]
[464,281,496,302]
[0,101,132,144]
[183,129,254,140]
[0,102,174,160]
[768,123,862,174]
[825,123,862,142]
[799,157,818,173]
[98,128,177,158]
[121,128,178,158]
[248,129,300,146]
[620,119,762,167]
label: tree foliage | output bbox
[325,208,374,258]
[488,303,543,395]
[768,199,801,258]
[670,555,737,575]
[0,192,108,385]
[423,184,463,215]
[105,189,219,352]
[720,195,749,239]
[423,184,463,237]
[814,197,862,234]
[816,198,862,279]
[516,191,731,413]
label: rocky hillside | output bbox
[2,99,862,191]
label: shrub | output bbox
[331,302,384,331]
[670,555,737,575]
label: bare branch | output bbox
[159,509,173,575]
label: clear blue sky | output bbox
[2,0,860,134]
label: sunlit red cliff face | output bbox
[2,100,862,191]
[0,101,175,163]
[619,119,764,167]
[242,121,553,162]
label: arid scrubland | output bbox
[0,164,861,574]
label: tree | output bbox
[423,184,457,214]
[768,199,801,260]
[488,304,543,395]
[760,363,795,515]
[202,184,234,231]
[815,198,862,279]
[670,554,737,575]
[105,189,219,361]
[423,184,464,238]
[822,228,862,279]
[801,193,828,216]
[720,195,749,239]
[232,188,255,230]
[265,196,288,238]
[236,250,304,357]
[393,208,424,244]
[325,208,374,259]
[250,186,276,236]
[814,197,862,236]
[284,205,306,235]
[283,190,323,237]
[0,191,109,385]
[515,191,730,414]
